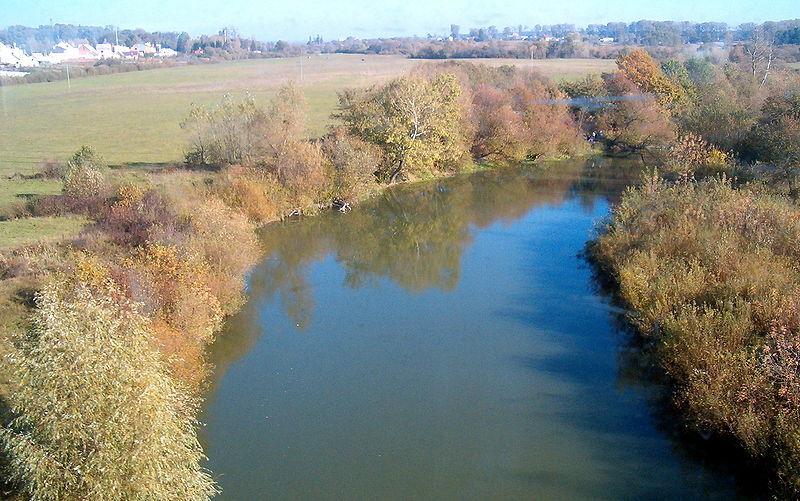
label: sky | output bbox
[2,0,798,41]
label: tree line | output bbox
[5,18,800,60]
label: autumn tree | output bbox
[616,49,686,109]
[677,66,760,155]
[255,82,307,158]
[447,66,584,163]
[337,74,470,182]
[596,72,676,157]
[754,83,800,167]
[469,84,527,161]
[62,145,106,199]
[743,26,775,85]
[661,59,698,103]
[507,75,585,159]
[321,127,382,203]
[181,93,264,166]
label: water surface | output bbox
[202,159,743,499]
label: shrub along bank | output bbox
[579,48,800,495]
[593,174,800,494]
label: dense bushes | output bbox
[593,175,800,493]
[1,282,217,500]
[0,142,265,497]
[0,61,175,87]
[581,45,800,495]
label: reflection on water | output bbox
[202,158,748,499]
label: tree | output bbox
[754,86,800,167]
[0,282,218,500]
[62,146,106,199]
[596,73,676,157]
[506,75,585,159]
[469,84,527,161]
[616,49,686,108]
[321,128,382,203]
[743,26,775,86]
[261,82,307,156]
[176,31,191,53]
[274,40,289,52]
[661,59,697,102]
[337,74,469,182]
[683,58,716,87]
[181,92,269,167]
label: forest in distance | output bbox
[2,1,800,499]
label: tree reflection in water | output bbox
[204,157,640,390]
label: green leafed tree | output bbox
[337,73,469,183]
[0,282,219,501]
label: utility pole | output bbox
[66,63,71,91]
[115,26,119,46]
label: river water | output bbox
[201,159,745,499]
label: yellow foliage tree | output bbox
[616,49,686,109]
[337,73,470,182]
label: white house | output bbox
[96,43,120,59]
[132,42,157,57]
[76,43,100,60]
[0,42,40,68]
[42,42,80,64]
[112,44,134,59]
[0,69,29,77]
[156,47,177,57]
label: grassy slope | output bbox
[0,215,88,249]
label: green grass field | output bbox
[0,55,614,247]
[1,55,613,174]
[0,215,87,249]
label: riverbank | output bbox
[590,173,800,495]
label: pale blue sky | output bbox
[2,0,798,41]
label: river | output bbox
[200,158,748,499]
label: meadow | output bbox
[0,55,613,245]
[1,55,613,173]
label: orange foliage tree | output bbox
[616,49,686,109]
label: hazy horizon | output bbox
[3,0,799,42]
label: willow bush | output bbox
[62,146,107,200]
[0,282,218,500]
[594,174,800,493]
